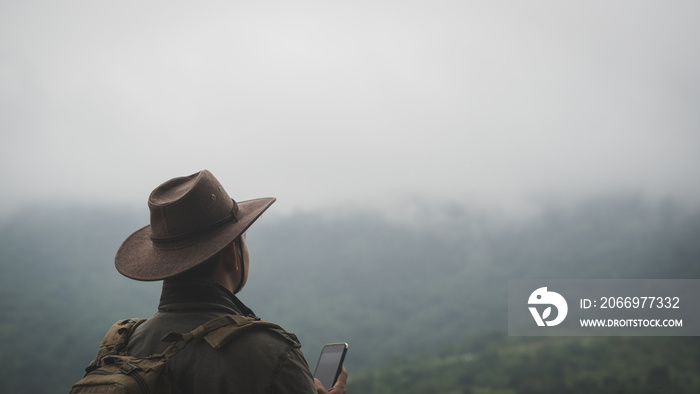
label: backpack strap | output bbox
[160,314,286,354]
[87,314,288,369]
[202,314,285,349]
[85,318,147,374]
[98,318,147,357]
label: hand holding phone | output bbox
[313,343,348,390]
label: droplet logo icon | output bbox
[528,287,568,327]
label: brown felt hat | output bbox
[115,170,275,281]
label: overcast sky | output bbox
[1,1,699,218]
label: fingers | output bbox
[314,366,348,394]
[333,365,348,389]
[314,378,326,394]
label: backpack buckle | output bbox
[119,363,140,375]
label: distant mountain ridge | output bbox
[1,196,698,393]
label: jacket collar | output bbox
[158,279,256,317]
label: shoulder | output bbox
[201,315,302,350]
[231,327,316,394]
[213,320,308,377]
[170,317,316,393]
[218,322,301,358]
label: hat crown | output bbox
[148,170,235,242]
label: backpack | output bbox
[70,314,283,394]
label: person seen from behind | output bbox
[112,169,348,393]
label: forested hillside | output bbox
[1,196,698,393]
[350,334,700,393]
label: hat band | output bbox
[150,199,240,245]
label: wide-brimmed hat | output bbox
[115,170,275,281]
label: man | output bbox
[114,169,347,393]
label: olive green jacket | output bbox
[127,280,317,394]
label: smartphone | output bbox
[313,343,348,390]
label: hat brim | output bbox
[115,197,275,281]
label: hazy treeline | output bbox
[0,195,698,393]
[351,334,700,393]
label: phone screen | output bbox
[313,343,348,389]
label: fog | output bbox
[2,1,699,217]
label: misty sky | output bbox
[1,1,699,217]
